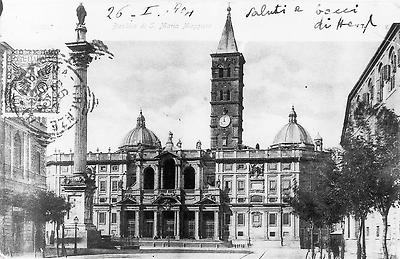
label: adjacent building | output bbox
[0,43,47,253]
[341,23,400,256]
[46,8,326,247]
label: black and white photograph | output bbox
[1,0,400,258]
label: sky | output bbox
[1,0,399,153]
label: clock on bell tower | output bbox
[210,6,245,150]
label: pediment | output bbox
[152,194,181,206]
[115,196,137,205]
[154,150,178,159]
[194,197,217,205]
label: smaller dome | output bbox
[119,110,161,150]
[272,106,313,146]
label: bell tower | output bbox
[210,6,245,149]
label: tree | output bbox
[341,103,400,259]
[290,152,347,259]
[340,135,376,259]
[19,190,70,257]
[0,188,12,254]
[368,106,400,259]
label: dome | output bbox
[272,106,313,146]
[119,110,161,150]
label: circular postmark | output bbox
[4,48,103,146]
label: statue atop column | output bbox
[76,3,87,25]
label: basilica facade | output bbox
[46,8,325,247]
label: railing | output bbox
[216,148,318,160]
[110,236,140,248]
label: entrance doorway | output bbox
[142,211,154,238]
[162,211,174,237]
[202,211,214,239]
[182,211,195,238]
[125,211,135,237]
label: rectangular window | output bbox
[61,166,69,173]
[99,180,107,192]
[238,231,244,237]
[281,163,291,170]
[253,214,261,223]
[99,165,107,172]
[283,213,290,226]
[224,180,232,192]
[237,164,246,170]
[376,226,380,237]
[111,165,119,172]
[237,180,245,192]
[269,179,277,193]
[111,197,118,203]
[99,212,106,224]
[282,180,291,192]
[269,213,277,226]
[238,213,245,225]
[111,180,118,192]
[270,232,276,237]
[111,213,117,224]
[224,164,233,171]
[268,197,277,203]
[268,163,278,170]
[366,227,370,237]
[237,197,246,203]
[99,197,107,203]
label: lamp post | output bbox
[73,216,79,255]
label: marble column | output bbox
[153,211,158,237]
[176,165,181,189]
[214,211,219,240]
[160,167,164,189]
[175,210,180,240]
[194,210,200,240]
[136,165,142,189]
[154,166,159,190]
[135,210,140,237]
[195,164,200,189]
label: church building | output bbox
[46,7,325,247]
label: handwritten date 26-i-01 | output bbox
[107,3,194,19]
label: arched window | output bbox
[377,63,384,102]
[183,166,195,189]
[389,47,396,91]
[163,159,175,189]
[13,133,22,169]
[218,68,223,78]
[226,90,230,101]
[33,151,41,174]
[368,78,374,104]
[226,67,231,77]
[219,90,223,101]
[143,167,155,190]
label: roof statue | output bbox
[76,3,87,25]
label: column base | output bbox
[175,235,180,240]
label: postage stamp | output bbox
[4,49,60,115]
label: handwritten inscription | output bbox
[244,3,377,34]
[106,2,194,20]
[314,4,376,33]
